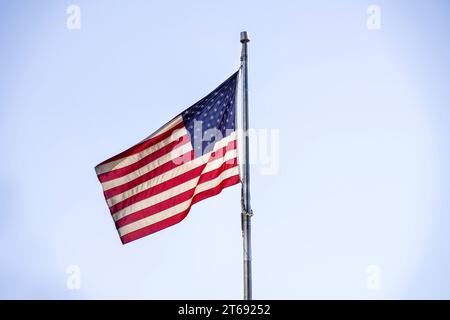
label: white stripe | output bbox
[111,151,238,220]
[95,124,186,175]
[118,166,240,237]
[102,131,237,191]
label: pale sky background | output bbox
[0,0,450,299]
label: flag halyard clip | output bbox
[242,209,254,217]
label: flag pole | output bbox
[240,31,253,300]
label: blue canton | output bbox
[182,72,238,158]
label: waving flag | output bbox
[95,72,240,244]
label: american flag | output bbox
[95,72,241,244]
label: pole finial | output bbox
[240,31,250,43]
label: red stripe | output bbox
[119,174,241,244]
[103,150,194,199]
[113,160,238,227]
[98,135,190,183]
[95,120,185,168]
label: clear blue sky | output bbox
[1,0,449,299]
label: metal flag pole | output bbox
[240,31,253,300]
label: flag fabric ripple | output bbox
[95,72,241,244]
